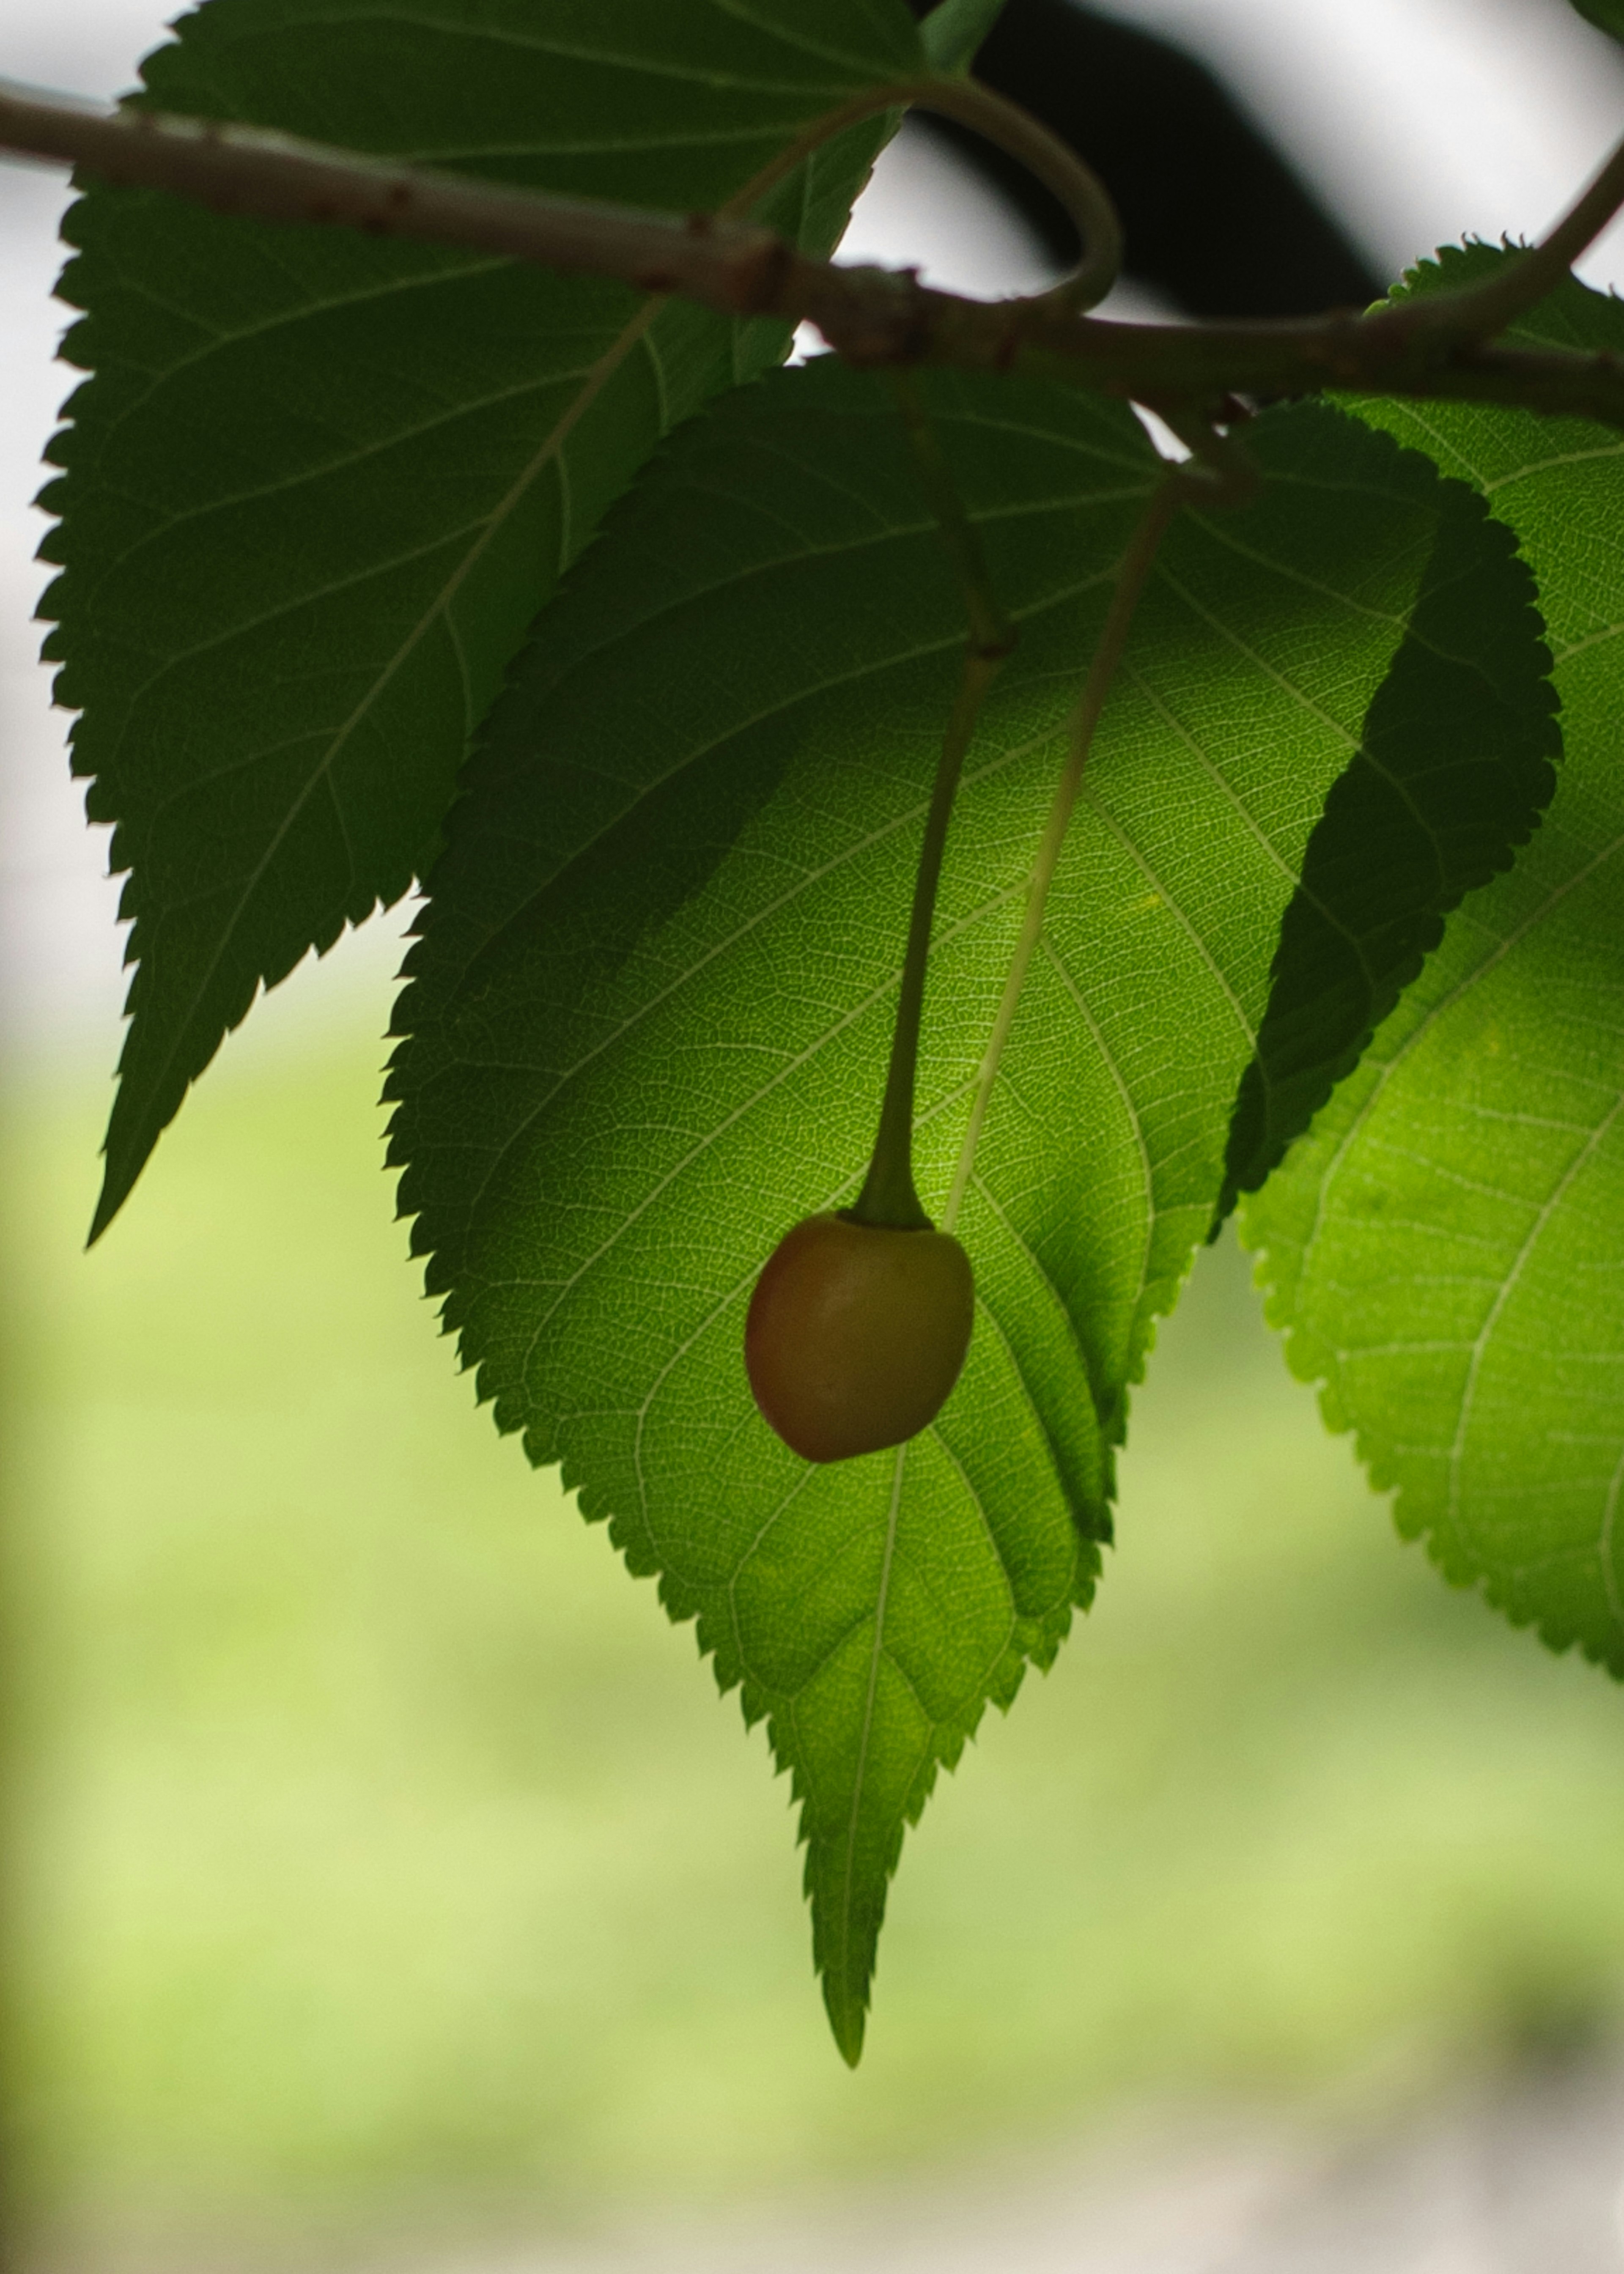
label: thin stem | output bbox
[0,75,801,302]
[1533,130,1624,283]
[849,373,1016,1229]
[918,76,1122,313]
[1375,129,1624,356]
[885,371,1016,658]
[942,479,1181,1234]
[717,73,1122,309]
[5,79,1624,429]
[849,647,1007,1228]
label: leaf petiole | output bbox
[942,476,1183,1233]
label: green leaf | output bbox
[1217,478,1559,1218]
[40,0,917,1239]
[385,361,1554,2053]
[1245,247,1624,1668]
[918,0,1010,71]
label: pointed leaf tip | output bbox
[826,1988,866,2067]
[388,367,1533,2044]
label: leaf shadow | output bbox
[1215,470,1561,1226]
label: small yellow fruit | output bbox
[745,1211,974,1462]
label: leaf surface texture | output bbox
[1218,469,1558,1213]
[41,0,913,1232]
[1245,250,1624,1668]
[386,362,1555,2050]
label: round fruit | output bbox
[745,1211,975,1463]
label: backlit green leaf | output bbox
[40,0,914,1237]
[1245,248,1624,1668]
[386,362,1554,2053]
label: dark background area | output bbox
[905,0,1381,312]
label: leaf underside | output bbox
[40,0,914,1238]
[1244,247,1624,1673]
[386,360,1555,2055]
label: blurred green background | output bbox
[7,964,1624,2263]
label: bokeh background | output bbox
[6,3,1624,2268]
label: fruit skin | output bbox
[745,1211,975,1463]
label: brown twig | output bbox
[716,73,1122,310]
[4,76,1624,430]
[1365,130,1624,361]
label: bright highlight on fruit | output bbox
[745,1212,975,1463]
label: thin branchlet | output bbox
[716,73,1121,310]
[5,77,1624,429]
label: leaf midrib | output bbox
[1290,830,1624,1300]
[495,845,1044,1387]
[69,257,513,454]
[1444,1091,1624,1627]
[105,294,664,1189]
[1195,504,1525,688]
[99,368,591,554]
[429,493,1392,1330]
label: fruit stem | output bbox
[885,371,1020,662]
[849,376,1016,1232]
[942,475,1182,1234]
[850,646,1007,1227]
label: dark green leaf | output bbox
[919,0,1010,70]
[41,0,915,1237]
[1245,247,1624,1668]
[1217,478,1558,1218]
[386,363,1553,2052]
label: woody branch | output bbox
[3,75,1624,431]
